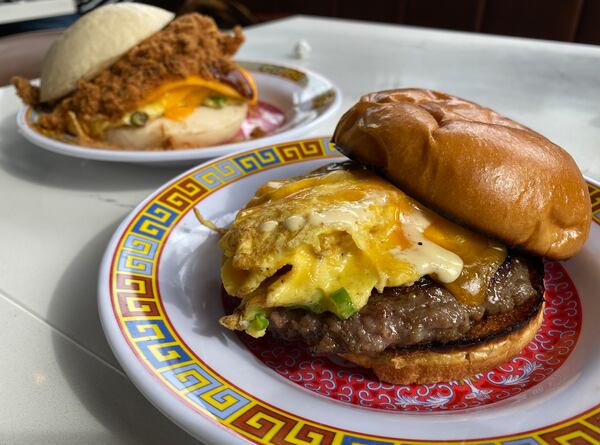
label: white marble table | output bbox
[1,15,599,445]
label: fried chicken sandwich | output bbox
[12,4,257,150]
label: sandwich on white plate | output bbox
[12,4,257,151]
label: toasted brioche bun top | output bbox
[333,89,591,260]
[40,4,174,102]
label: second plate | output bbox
[16,61,341,165]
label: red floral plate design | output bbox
[99,138,600,444]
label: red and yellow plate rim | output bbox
[104,136,600,444]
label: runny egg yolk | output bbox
[219,166,507,337]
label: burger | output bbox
[217,89,591,384]
[12,4,257,150]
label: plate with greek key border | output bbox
[98,137,600,444]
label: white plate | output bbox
[16,62,341,165]
[99,137,600,444]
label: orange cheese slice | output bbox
[140,67,257,121]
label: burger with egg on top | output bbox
[216,89,591,384]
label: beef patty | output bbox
[268,255,544,355]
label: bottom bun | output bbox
[341,302,544,385]
[106,102,247,150]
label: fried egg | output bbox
[220,164,506,337]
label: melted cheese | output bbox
[423,214,507,305]
[126,68,257,122]
[219,167,507,337]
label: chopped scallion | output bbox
[328,287,357,319]
[204,95,227,109]
[248,312,269,335]
[130,111,148,127]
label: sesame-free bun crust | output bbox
[342,300,544,385]
[333,89,591,260]
[40,4,174,102]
